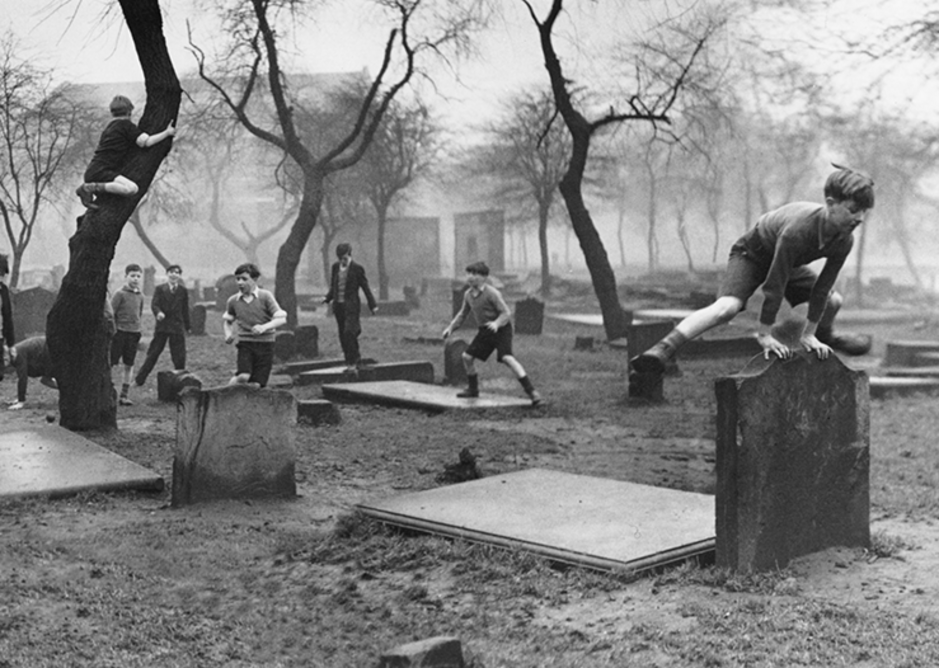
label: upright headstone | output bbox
[443,339,469,386]
[189,303,208,336]
[295,325,319,359]
[274,330,296,362]
[202,285,217,304]
[11,286,58,340]
[215,274,238,312]
[715,353,870,572]
[451,287,477,330]
[514,297,544,335]
[173,385,297,506]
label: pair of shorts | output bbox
[718,245,820,311]
[236,341,275,387]
[110,330,141,366]
[466,324,514,362]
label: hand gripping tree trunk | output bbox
[45,0,181,430]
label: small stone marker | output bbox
[295,325,319,358]
[514,296,544,335]
[173,385,297,506]
[443,339,468,386]
[297,399,341,426]
[189,303,208,336]
[403,285,420,309]
[157,369,203,402]
[274,330,296,361]
[626,320,678,374]
[574,336,594,351]
[11,286,57,338]
[378,636,464,668]
[715,352,870,572]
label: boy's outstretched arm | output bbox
[136,122,177,148]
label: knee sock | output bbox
[518,375,535,395]
[120,383,129,398]
[466,374,478,393]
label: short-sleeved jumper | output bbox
[730,202,853,326]
[111,286,145,333]
[224,289,284,343]
[84,118,140,182]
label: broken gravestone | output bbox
[715,352,870,572]
[172,384,297,506]
[157,369,203,402]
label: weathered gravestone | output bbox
[403,285,420,310]
[189,303,208,336]
[443,339,469,386]
[297,399,341,426]
[514,297,544,335]
[202,285,217,304]
[215,274,238,312]
[157,370,203,402]
[295,325,319,359]
[172,384,297,506]
[11,286,57,339]
[451,287,477,330]
[274,330,296,361]
[715,352,870,572]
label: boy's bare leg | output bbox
[631,296,743,374]
[457,352,479,398]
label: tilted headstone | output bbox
[443,339,469,386]
[214,274,238,312]
[189,303,208,336]
[173,384,297,506]
[715,352,870,572]
[274,330,296,362]
[294,325,319,359]
[157,369,203,402]
[11,286,57,340]
[514,297,544,335]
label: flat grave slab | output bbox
[276,357,376,376]
[869,376,939,399]
[298,361,433,386]
[357,468,715,573]
[0,421,164,499]
[322,380,532,411]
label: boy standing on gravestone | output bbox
[631,165,875,376]
[76,95,176,210]
[323,243,377,373]
[135,264,190,386]
[0,254,13,384]
[111,263,145,406]
[223,263,286,388]
[443,261,542,407]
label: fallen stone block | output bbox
[715,353,869,572]
[378,636,464,668]
[913,351,939,367]
[297,399,341,426]
[299,361,434,386]
[157,369,203,402]
[883,340,939,367]
[172,384,297,507]
[278,357,377,377]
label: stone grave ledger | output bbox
[715,353,870,572]
[173,385,297,506]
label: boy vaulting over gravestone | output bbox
[631,164,875,376]
[76,95,176,210]
[223,263,287,388]
[443,261,542,407]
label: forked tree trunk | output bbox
[45,0,181,430]
[275,172,326,329]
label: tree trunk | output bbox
[376,203,389,300]
[538,202,551,297]
[46,0,180,430]
[275,172,325,329]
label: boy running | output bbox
[223,263,286,388]
[443,261,542,406]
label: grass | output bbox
[2,288,938,666]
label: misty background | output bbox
[2,0,939,303]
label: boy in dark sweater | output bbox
[443,261,542,406]
[631,165,875,375]
[223,263,286,388]
[135,264,190,386]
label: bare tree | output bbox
[0,36,85,287]
[190,0,486,327]
[522,0,725,339]
[46,0,181,430]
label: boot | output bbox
[518,375,542,407]
[75,183,101,209]
[630,329,688,375]
[457,374,479,398]
[816,328,872,356]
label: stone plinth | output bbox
[514,297,544,335]
[157,370,203,402]
[189,303,208,336]
[172,385,297,506]
[295,325,319,358]
[443,339,468,385]
[715,353,870,572]
[378,636,464,668]
[297,399,341,426]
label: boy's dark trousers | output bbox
[333,303,360,365]
[136,331,186,384]
[236,341,275,388]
